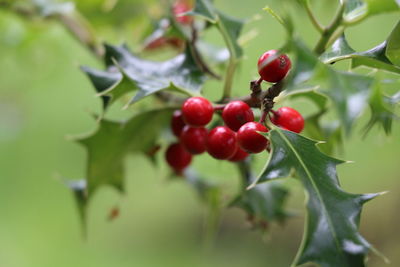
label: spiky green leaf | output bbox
[255,129,379,267]
[82,44,206,109]
[364,81,400,134]
[232,160,290,226]
[77,108,173,195]
[287,40,374,134]
[321,35,400,74]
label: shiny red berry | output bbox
[228,147,249,162]
[237,122,269,153]
[222,101,254,131]
[171,110,186,137]
[180,126,207,154]
[182,97,214,127]
[173,1,193,25]
[271,107,304,133]
[257,50,291,83]
[165,143,192,171]
[206,126,238,160]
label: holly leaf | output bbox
[80,67,119,109]
[287,40,374,134]
[321,35,400,74]
[364,82,400,135]
[318,69,373,134]
[231,160,290,227]
[386,20,400,66]
[285,40,323,92]
[303,113,343,155]
[76,107,173,195]
[255,129,380,267]
[82,44,206,109]
[289,91,343,155]
[288,90,329,111]
[65,179,88,234]
[344,0,399,23]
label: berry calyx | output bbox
[228,147,249,162]
[206,126,238,160]
[222,100,254,131]
[171,110,186,137]
[182,97,214,127]
[257,50,291,83]
[180,126,208,155]
[165,143,192,172]
[271,107,304,133]
[237,122,269,153]
[173,1,193,25]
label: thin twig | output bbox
[189,27,221,79]
[304,0,324,33]
[313,1,345,55]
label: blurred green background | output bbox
[0,0,399,266]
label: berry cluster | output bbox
[165,50,304,173]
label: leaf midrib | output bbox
[276,130,342,257]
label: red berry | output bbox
[206,126,238,160]
[165,143,192,171]
[271,107,304,133]
[171,110,186,137]
[182,97,214,127]
[228,147,249,162]
[237,122,269,153]
[257,50,291,83]
[173,1,193,25]
[222,101,254,131]
[180,126,207,154]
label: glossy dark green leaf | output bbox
[255,129,379,267]
[231,160,290,227]
[386,20,400,66]
[80,66,119,109]
[104,44,205,105]
[321,35,400,74]
[82,44,206,109]
[77,107,173,195]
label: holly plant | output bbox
[4,0,400,266]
